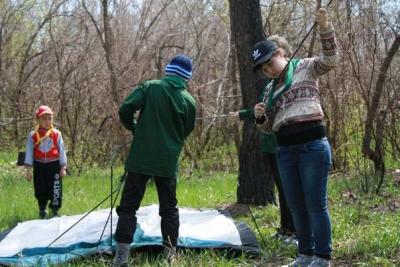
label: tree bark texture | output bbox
[229,0,275,205]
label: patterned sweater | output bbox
[257,24,338,133]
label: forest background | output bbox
[0,0,399,265]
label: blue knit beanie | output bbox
[165,55,193,80]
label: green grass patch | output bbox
[0,151,399,266]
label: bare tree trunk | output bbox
[229,0,274,205]
[101,0,119,106]
[362,34,400,173]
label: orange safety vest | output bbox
[32,127,60,161]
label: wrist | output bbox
[320,22,332,32]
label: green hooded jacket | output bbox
[119,75,196,178]
[238,109,278,153]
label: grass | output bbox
[0,150,399,266]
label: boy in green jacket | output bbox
[113,55,196,267]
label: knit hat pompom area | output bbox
[165,54,193,80]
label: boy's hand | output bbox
[26,167,32,181]
[60,167,67,178]
[316,8,330,31]
[254,103,265,118]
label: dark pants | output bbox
[115,172,179,247]
[263,153,295,234]
[33,160,62,211]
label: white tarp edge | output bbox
[0,204,241,257]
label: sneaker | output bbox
[113,242,130,267]
[51,209,60,218]
[273,230,298,246]
[39,210,47,219]
[282,254,314,267]
[283,233,298,246]
[309,256,330,267]
[271,229,286,240]
[163,246,177,264]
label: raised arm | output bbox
[310,8,338,77]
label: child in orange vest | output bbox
[24,105,67,218]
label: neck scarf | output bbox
[266,59,300,108]
[34,125,54,147]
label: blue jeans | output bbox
[276,137,332,257]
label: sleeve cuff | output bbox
[319,22,334,35]
[239,109,254,120]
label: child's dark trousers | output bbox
[33,160,62,211]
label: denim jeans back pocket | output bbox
[304,138,332,168]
